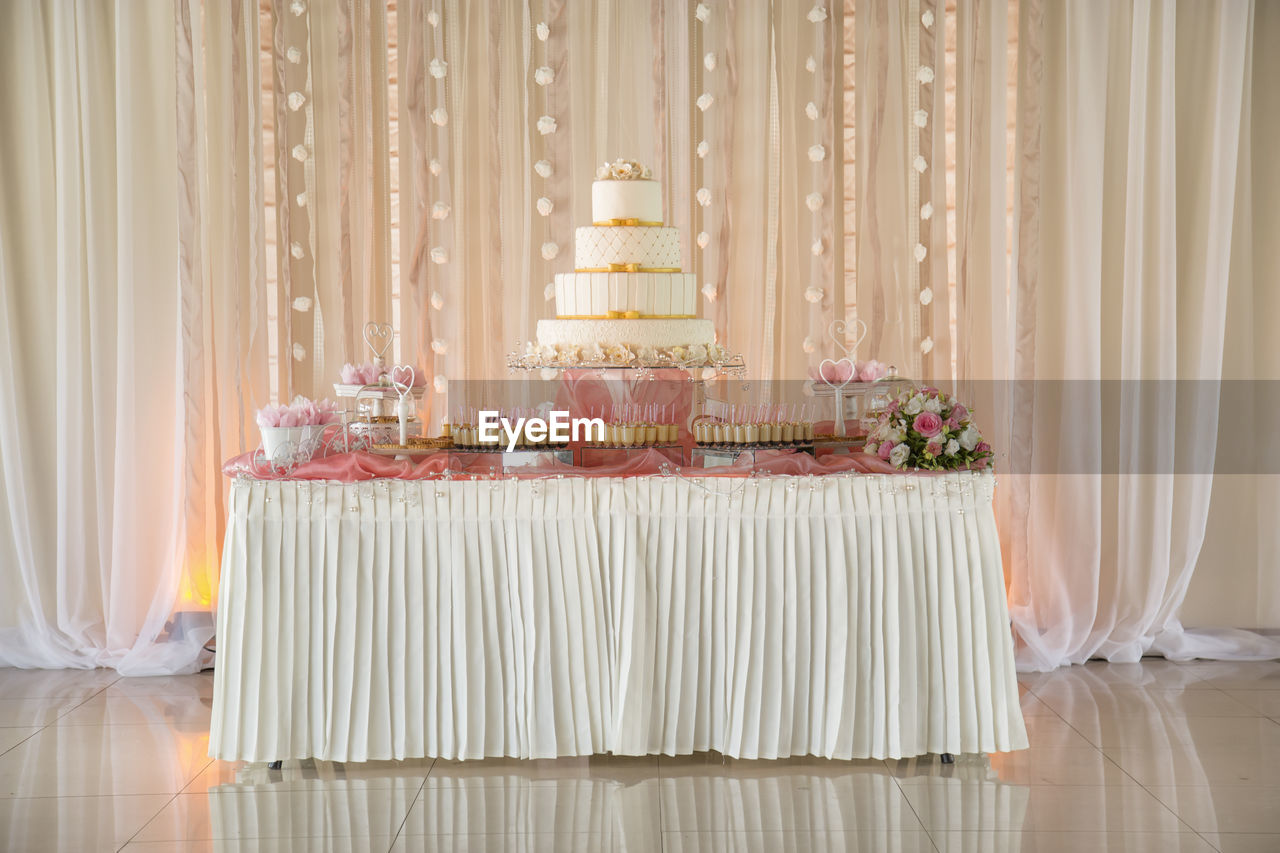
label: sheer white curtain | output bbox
[1004,0,1280,669]
[0,1,212,673]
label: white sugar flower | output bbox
[811,239,824,256]
[913,109,928,128]
[920,202,933,220]
[430,107,449,126]
[430,247,448,264]
[695,3,710,22]
[430,291,444,310]
[696,93,715,112]
[537,115,557,135]
[919,287,933,305]
[945,438,960,456]
[701,282,718,301]
[922,9,934,28]
[807,144,826,162]
[287,47,302,64]
[917,65,934,84]
[914,243,928,262]
[805,55,817,73]
[534,65,554,86]
[426,9,439,27]
[429,58,447,79]
[429,159,442,176]
[696,187,712,207]
[536,197,553,216]
[696,140,710,158]
[804,286,824,303]
[802,336,816,353]
[807,6,828,23]
[535,21,549,41]
[704,52,717,71]
[287,91,305,111]
[290,242,304,259]
[433,375,448,393]
[291,144,308,162]
[292,296,312,311]
[534,159,553,178]
[805,192,824,212]
[805,101,819,120]
[913,155,928,173]
[540,241,559,260]
[543,282,555,301]
[889,443,910,468]
[920,336,934,354]
[697,231,711,249]
[431,201,450,220]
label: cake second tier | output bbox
[575,225,681,269]
[554,271,697,318]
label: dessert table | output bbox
[209,450,1026,763]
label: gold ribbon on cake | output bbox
[574,262,682,273]
[591,218,663,227]
[556,311,696,320]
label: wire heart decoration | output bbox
[391,364,415,398]
[816,358,857,393]
[363,322,394,362]
[828,318,868,361]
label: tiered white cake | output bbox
[532,160,719,365]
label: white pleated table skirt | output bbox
[210,471,1027,762]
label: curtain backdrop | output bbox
[1004,0,1280,669]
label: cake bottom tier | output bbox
[537,317,714,352]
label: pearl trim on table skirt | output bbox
[209,471,1027,762]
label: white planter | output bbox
[259,424,327,463]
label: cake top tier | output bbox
[592,158,662,224]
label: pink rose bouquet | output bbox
[863,387,993,471]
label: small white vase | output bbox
[260,424,326,462]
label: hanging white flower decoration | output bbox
[696,187,712,207]
[293,296,312,311]
[534,159,553,178]
[913,243,928,262]
[543,282,556,301]
[287,92,306,111]
[704,52,717,71]
[802,336,816,354]
[541,242,559,260]
[430,107,449,126]
[534,66,555,86]
[290,242,304,259]
[431,339,447,355]
[922,9,934,28]
[811,239,824,256]
[291,144,308,162]
[695,3,710,23]
[697,231,711,249]
[920,336,934,354]
[919,287,934,305]
[696,93,715,112]
[537,115,557,135]
[287,47,302,64]
[429,159,442,176]
[805,101,819,121]
[805,56,817,73]
[804,286,824,304]
[807,144,826,162]
[535,21,549,41]
[701,283,718,301]
[295,192,307,208]
[430,247,449,264]
[913,109,928,128]
[696,140,710,158]
[289,1,305,17]
[431,201,451,220]
[536,197,554,216]
[912,155,928,173]
[920,202,934,220]
[807,6,828,23]
[430,291,444,310]
[917,65,934,84]
[434,375,448,393]
[429,58,447,79]
[805,192,824,212]
[292,342,306,360]
[427,9,440,28]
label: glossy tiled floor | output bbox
[2,659,1280,852]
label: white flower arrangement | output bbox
[540,241,559,260]
[807,6,828,23]
[287,92,305,111]
[696,93,715,112]
[696,140,710,158]
[695,3,710,23]
[534,159,553,178]
[696,187,712,207]
[429,58,447,79]
[536,197,553,216]
[536,115,557,135]
[431,201,450,220]
[430,291,444,310]
[596,159,652,180]
[805,192,824,212]
[807,144,826,162]
[535,21,549,41]
[430,107,449,126]
[534,66,554,86]
[431,339,447,355]
[804,286,824,303]
[704,52,717,71]
[864,388,992,471]
[805,101,819,120]
[430,247,448,264]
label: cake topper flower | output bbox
[595,158,653,181]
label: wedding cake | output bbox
[528,159,722,367]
